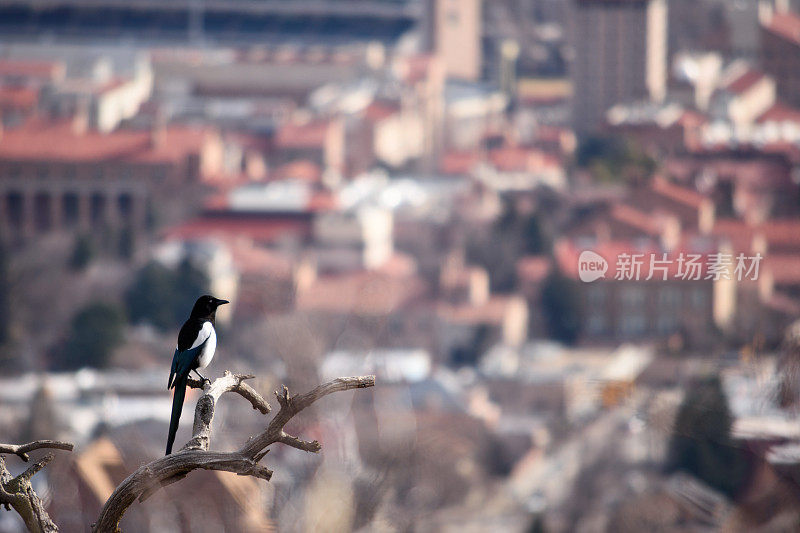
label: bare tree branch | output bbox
[277,433,321,453]
[0,441,74,462]
[182,371,271,451]
[93,372,374,532]
[17,454,55,483]
[187,373,270,415]
[1,444,73,533]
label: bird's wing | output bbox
[179,321,213,352]
[169,347,179,389]
[168,344,206,389]
[169,321,213,389]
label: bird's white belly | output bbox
[197,327,216,369]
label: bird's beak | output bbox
[216,299,229,306]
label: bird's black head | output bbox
[190,295,229,320]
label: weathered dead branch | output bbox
[92,371,374,532]
[0,440,74,533]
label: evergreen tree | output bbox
[523,213,552,255]
[666,376,749,497]
[125,259,209,331]
[69,234,94,271]
[125,261,176,330]
[540,270,581,345]
[62,302,126,369]
[23,384,60,442]
[576,136,656,184]
[172,257,209,323]
[0,241,10,345]
[118,226,135,261]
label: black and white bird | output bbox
[166,295,229,455]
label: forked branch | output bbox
[92,372,374,532]
[0,441,74,462]
[0,441,74,533]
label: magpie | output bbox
[166,295,229,455]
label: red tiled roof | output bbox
[0,119,210,164]
[535,126,570,143]
[711,219,756,253]
[765,291,800,315]
[650,176,707,209]
[440,151,479,175]
[377,252,417,277]
[364,101,399,122]
[554,239,721,281]
[610,204,663,236]
[274,120,330,149]
[296,271,425,315]
[400,54,437,84]
[712,219,800,254]
[757,220,800,251]
[96,77,129,95]
[0,59,62,80]
[165,216,311,244]
[677,109,707,127]
[757,102,800,123]
[516,256,552,284]
[0,86,38,109]
[228,241,294,278]
[307,190,338,211]
[764,12,800,46]
[271,160,322,182]
[226,131,271,151]
[765,254,800,285]
[437,296,518,326]
[489,147,531,172]
[725,69,766,95]
[576,0,647,4]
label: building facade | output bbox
[760,9,800,108]
[0,120,221,242]
[571,0,667,134]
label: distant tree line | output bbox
[59,258,208,370]
[666,375,750,497]
[576,136,656,185]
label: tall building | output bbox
[435,0,483,81]
[0,0,420,44]
[760,7,800,108]
[570,0,667,135]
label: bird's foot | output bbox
[193,370,211,387]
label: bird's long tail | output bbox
[166,373,188,455]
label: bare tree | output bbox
[2,372,373,533]
[92,371,375,532]
[0,440,74,533]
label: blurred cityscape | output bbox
[1,0,800,531]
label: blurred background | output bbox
[1,0,800,531]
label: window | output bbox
[587,314,606,335]
[619,314,646,337]
[587,285,606,307]
[658,287,681,310]
[621,286,645,309]
[691,287,707,308]
[656,315,678,335]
